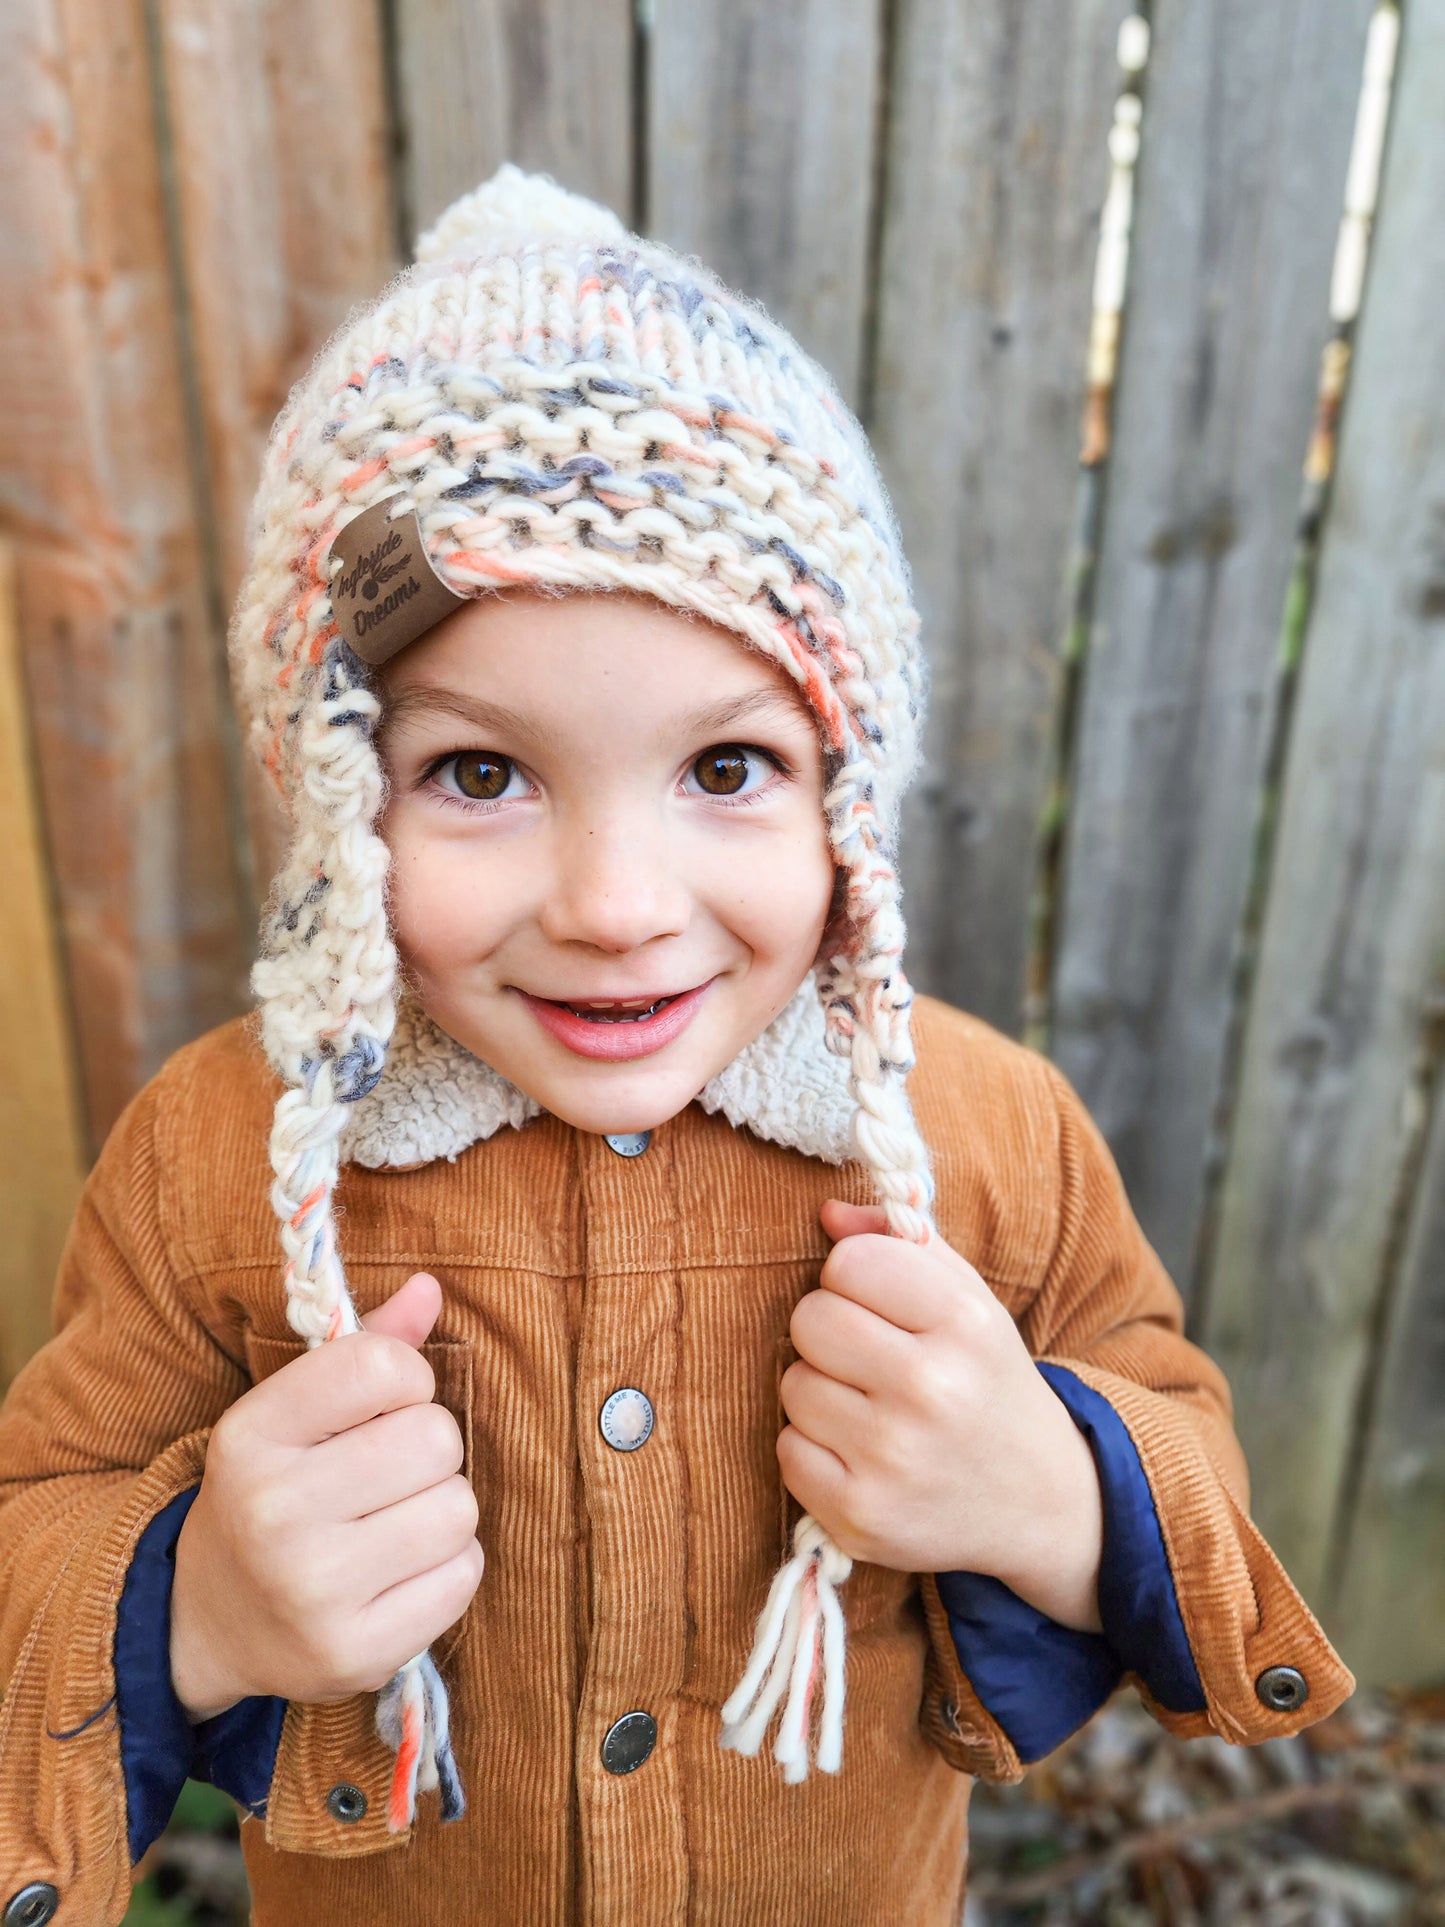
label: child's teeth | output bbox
[565,996,671,1022]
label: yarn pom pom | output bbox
[414,162,628,267]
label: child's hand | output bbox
[779,1202,1105,1632]
[169,1273,484,1722]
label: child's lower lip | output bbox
[516,981,715,1061]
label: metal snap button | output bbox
[599,1386,654,1452]
[1255,1664,1309,1713]
[3,1885,59,1927]
[603,1130,651,1158]
[327,1782,369,1823]
[600,1709,657,1774]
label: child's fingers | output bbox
[820,1229,988,1333]
[780,1357,870,1450]
[790,1286,916,1393]
[357,1271,443,1348]
[820,1198,889,1242]
[350,1473,480,1597]
[305,1397,466,1520]
[247,1332,437,1449]
[354,1540,486,1685]
[776,1424,851,1536]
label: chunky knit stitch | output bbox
[229,164,935,1826]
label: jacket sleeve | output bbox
[933,1357,1205,1766]
[0,1071,251,1926]
[115,1487,285,1860]
[917,1058,1354,1785]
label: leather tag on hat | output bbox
[330,496,467,666]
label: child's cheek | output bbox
[704,824,834,970]
[384,819,504,982]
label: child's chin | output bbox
[528,1061,705,1139]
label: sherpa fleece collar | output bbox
[338,974,856,1170]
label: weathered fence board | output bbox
[0,0,249,1146]
[869,0,1130,1035]
[394,0,634,240]
[1334,1030,1445,1686]
[0,541,85,1389]
[1049,0,1372,1297]
[155,0,397,889]
[1202,0,1445,1606]
[647,0,883,410]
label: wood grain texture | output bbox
[1333,1033,1445,1686]
[0,541,85,1386]
[155,0,398,887]
[0,0,249,1146]
[1202,0,1445,1603]
[869,0,1130,1033]
[1049,0,1372,1294]
[648,0,882,408]
[394,0,634,241]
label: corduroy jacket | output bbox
[0,996,1352,1925]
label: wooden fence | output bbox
[1,0,1441,1689]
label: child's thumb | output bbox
[358,1271,443,1349]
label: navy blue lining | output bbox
[115,1485,285,1862]
[935,1565,1123,1761]
[1038,1363,1206,1715]
[935,1364,1205,1764]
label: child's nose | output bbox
[538,818,691,955]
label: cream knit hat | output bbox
[229,165,936,1830]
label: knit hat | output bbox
[229,165,937,1830]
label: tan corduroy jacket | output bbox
[0,996,1352,1925]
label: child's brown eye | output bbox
[692,746,751,795]
[446,752,514,801]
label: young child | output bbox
[0,168,1350,1926]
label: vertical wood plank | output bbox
[1202,0,1445,1602]
[0,0,250,1145]
[1049,0,1372,1292]
[1333,1034,1445,1686]
[394,0,634,242]
[648,0,883,408]
[0,542,86,1387]
[155,0,398,886]
[870,0,1131,1032]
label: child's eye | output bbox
[684,743,778,799]
[430,751,528,804]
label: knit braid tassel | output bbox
[719,1517,852,1782]
[376,1650,466,1829]
[721,846,936,1783]
[268,1051,466,1833]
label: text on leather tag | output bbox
[329,496,468,666]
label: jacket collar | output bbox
[338,974,856,1170]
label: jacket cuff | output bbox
[1044,1358,1356,1743]
[1039,1363,1206,1712]
[0,1431,213,1925]
[932,1567,1121,1764]
[931,1363,1200,1765]
[115,1487,285,1860]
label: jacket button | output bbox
[603,1130,651,1158]
[3,1886,59,1927]
[327,1782,369,1823]
[1255,1665,1309,1712]
[599,1387,654,1451]
[601,1710,657,1774]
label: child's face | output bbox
[377,592,836,1135]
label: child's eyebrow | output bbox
[377,684,810,742]
[681,689,814,736]
[378,686,534,741]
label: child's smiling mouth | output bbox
[514,980,717,1062]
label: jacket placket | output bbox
[572,1120,691,1922]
